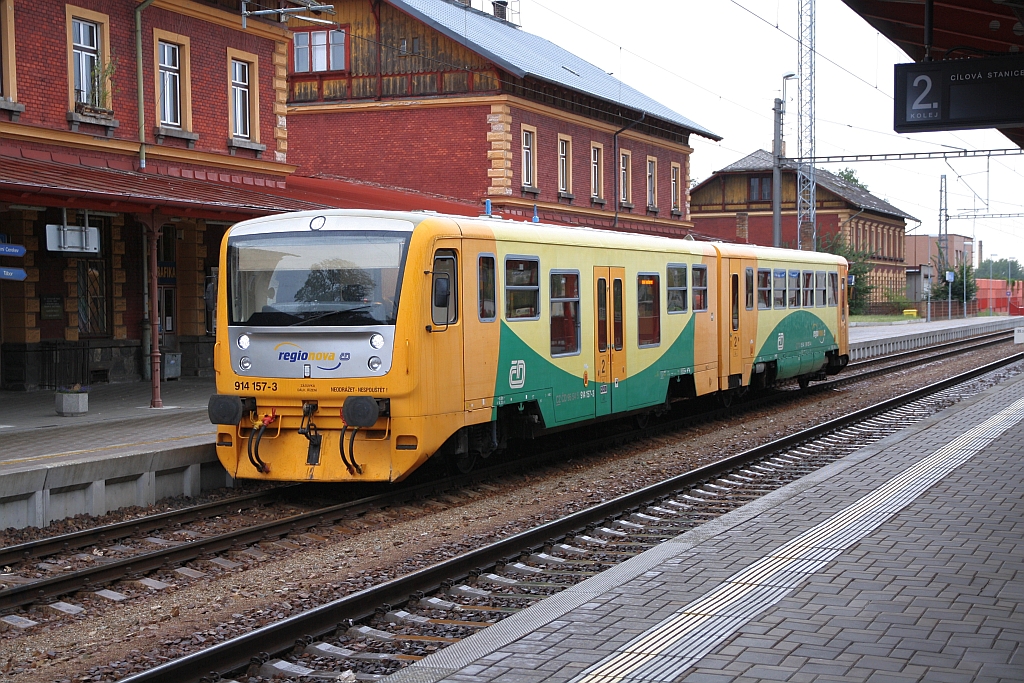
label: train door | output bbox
[425,242,464,417]
[594,266,627,415]
[732,258,757,384]
[462,243,500,408]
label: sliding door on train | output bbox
[594,267,627,417]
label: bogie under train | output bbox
[208,210,849,482]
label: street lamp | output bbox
[772,72,797,248]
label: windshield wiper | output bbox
[289,305,372,326]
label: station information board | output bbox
[894,55,1024,134]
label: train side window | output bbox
[745,267,754,310]
[550,271,580,356]
[815,271,827,307]
[773,269,787,309]
[667,264,687,313]
[788,270,801,308]
[692,265,708,312]
[828,272,838,307]
[431,250,457,325]
[731,273,739,331]
[478,255,496,322]
[597,278,607,352]
[802,271,814,307]
[757,268,771,310]
[638,273,660,347]
[505,257,539,320]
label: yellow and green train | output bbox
[208,210,849,482]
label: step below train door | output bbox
[593,266,627,416]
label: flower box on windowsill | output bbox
[67,109,120,137]
[155,126,199,149]
[227,137,266,158]
[0,98,25,122]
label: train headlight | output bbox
[367,356,382,372]
[369,333,385,350]
[237,334,250,350]
[239,356,252,371]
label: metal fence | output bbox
[39,341,90,390]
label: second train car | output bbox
[208,210,849,482]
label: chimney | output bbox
[977,239,983,268]
[800,220,814,251]
[455,0,471,5]
[736,212,749,243]
[492,0,508,19]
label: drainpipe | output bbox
[613,113,644,229]
[136,0,156,169]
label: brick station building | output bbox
[690,150,916,303]
[284,0,719,234]
[0,0,335,391]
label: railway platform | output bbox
[0,315,1019,531]
[388,365,1024,682]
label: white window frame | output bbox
[557,135,572,194]
[66,7,111,112]
[521,125,537,189]
[72,18,99,106]
[227,48,260,144]
[158,41,180,127]
[231,59,249,138]
[590,143,603,199]
[620,150,631,204]
[293,29,346,73]
[646,156,657,209]
[670,162,681,212]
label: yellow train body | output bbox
[209,210,848,482]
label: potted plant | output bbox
[74,59,116,118]
[55,384,90,417]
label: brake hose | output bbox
[348,427,363,474]
[338,422,354,474]
[247,409,275,474]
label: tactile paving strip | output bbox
[572,397,1024,683]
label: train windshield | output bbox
[228,230,411,326]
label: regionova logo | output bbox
[274,342,350,371]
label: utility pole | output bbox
[772,97,784,248]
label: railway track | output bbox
[0,333,1015,620]
[111,351,1023,683]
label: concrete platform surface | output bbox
[387,365,1024,683]
[847,315,1021,361]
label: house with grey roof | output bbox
[689,150,917,303]
[284,0,719,237]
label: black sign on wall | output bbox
[894,55,1024,133]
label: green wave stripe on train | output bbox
[756,309,838,380]
[491,316,697,427]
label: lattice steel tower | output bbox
[797,0,816,250]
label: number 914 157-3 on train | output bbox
[207,210,849,482]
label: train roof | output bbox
[228,209,846,266]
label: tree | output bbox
[930,264,976,302]
[820,233,874,314]
[977,258,1021,283]
[835,168,868,192]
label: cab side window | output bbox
[745,267,754,310]
[478,255,496,321]
[431,250,457,325]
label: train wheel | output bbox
[451,451,478,474]
[798,375,810,390]
[634,412,651,430]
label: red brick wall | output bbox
[13,1,278,159]
[692,212,842,249]
[510,106,690,222]
[287,106,491,201]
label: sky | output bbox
[473,0,1024,268]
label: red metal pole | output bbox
[149,219,163,408]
